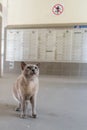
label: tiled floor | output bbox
[0,74,87,130]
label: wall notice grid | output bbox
[6,27,87,62]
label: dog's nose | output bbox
[32,69,35,72]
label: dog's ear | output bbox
[36,63,40,68]
[21,62,26,70]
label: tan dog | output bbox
[13,62,39,118]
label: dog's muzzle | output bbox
[32,69,36,74]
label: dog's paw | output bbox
[20,114,25,119]
[32,114,37,118]
[16,107,21,112]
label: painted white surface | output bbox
[0,0,2,4]
[6,0,87,25]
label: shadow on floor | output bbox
[0,103,18,118]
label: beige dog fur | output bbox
[13,62,39,118]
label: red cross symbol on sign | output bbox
[52,4,64,15]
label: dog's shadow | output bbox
[0,103,33,118]
[0,103,18,118]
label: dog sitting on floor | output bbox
[13,62,39,118]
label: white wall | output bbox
[6,0,87,25]
[0,0,2,4]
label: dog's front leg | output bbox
[20,99,26,118]
[30,95,37,118]
[16,103,21,112]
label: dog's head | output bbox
[21,62,39,77]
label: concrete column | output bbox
[0,3,2,77]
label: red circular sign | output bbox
[52,4,64,15]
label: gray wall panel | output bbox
[4,61,87,77]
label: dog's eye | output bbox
[35,66,37,69]
[27,66,31,69]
